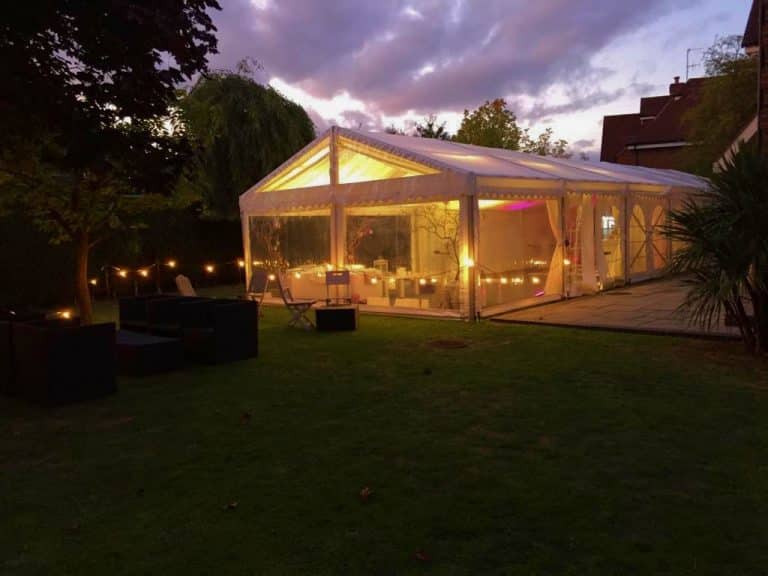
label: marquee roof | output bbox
[240,127,708,214]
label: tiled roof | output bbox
[601,78,711,160]
[743,0,758,48]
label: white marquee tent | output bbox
[240,127,707,319]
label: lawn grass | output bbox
[2,298,768,575]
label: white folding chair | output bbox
[276,274,317,329]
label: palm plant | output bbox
[666,146,768,355]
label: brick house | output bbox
[600,77,710,169]
[603,1,762,170]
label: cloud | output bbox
[211,0,697,119]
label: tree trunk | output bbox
[75,231,93,325]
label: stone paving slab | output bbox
[492,278,741,340]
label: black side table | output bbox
[315,306,359,332]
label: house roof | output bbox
[627,78,708,146]
[601,78,711,159]
[743,0,758,48]
[601,114,641,164]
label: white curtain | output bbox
[544,199,564,296]
[580,195,598,293]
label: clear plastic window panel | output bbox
[249,213,330,299]
[344,202,462,313]
[477,199,557,310]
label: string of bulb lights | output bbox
[88,258,248,287]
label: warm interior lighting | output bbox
[294,272,302,279]
[500,277,509,285]
[419,278,427,286]
[268,273,276,281]
[252,260,263,267]
[370,277,378,285]
[89,278,98,286]
[166,259,177,268]
[430,278,438,284]
[564,258,572,266]
[463,257,475,268]
[56,310,72,320]
[205,264,215,274]
[531,276,541,285]
[138,269,149,278]
[117,269,128,278]
[237,259,245,269]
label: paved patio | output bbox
[493,278,741,339]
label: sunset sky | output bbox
[208,0,752,157]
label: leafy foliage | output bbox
[454,98,522,149]
[415,115,451,140]
[682,35,758,175]
[0,1,220,322]
[666,146,768,354]
[179,67,316,219]
[521,128,571,158]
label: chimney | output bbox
[669,76,685,97]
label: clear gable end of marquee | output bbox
[239,127,708,320]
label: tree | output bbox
[454,99,522,149]
[384,124,406,135]
[415,115,451,140]
[683,35,758,175]
[666,146,768,355]
[521,128,571,158]
[179,64,315,219]
[0,1,220,323]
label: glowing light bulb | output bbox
[430,278,437,284]
[531,276,541,285]
[138,269,149,278]
[205,264,215,274]
[237,259,245,269]
[294,272,301,279]
[463,257,475,268]
[89,278,98,286]
[370,277,379,285]
[268,273,276,281]
[117,269,128,278]
[166,259,177,268]
[419,278,427,286]
[564,258,572,267]
[500,277,509,285]
[56,310,72,320]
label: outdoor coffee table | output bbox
[117,330,183,376]
[315,305,359,332]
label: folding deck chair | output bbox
[276,274,317,329]
[246,269,271,314]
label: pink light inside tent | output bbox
[501,200,542,212]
